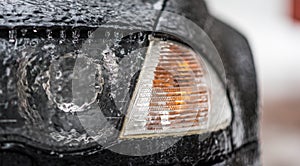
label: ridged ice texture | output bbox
[0,0,158,29]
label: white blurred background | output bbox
[206,0,300,165]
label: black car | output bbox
[0,0,259,165]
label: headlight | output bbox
[0,5,237,158]
[0,29,231,153]
[120,35,231,139]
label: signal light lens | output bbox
[120,37,231,139]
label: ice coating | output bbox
[0,0,159,29]
[0,1,236,161]
[0,24,152,150]
[0,0,259,164]
[0,0,163,150]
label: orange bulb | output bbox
[146,41,209,130]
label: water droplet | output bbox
[120,48,125,55]
[72,30,79,44]
[215,139,218,144]
[114,31,122,42]
[46,29,52,39]
[105,31,110,39]
[60,30,66,39]
[30,39,39,47]
[55,71,62,79]
[88,30,93,38]
[20,29,27,37]
[8,30,16,43]
[5,68,11,76]
[114,32,119,38]
[4,102,8,109]
[42,43,55,50]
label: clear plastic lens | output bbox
[120,38,231,139]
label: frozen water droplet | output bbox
[105,31,110,39]
[72,30,79,44]
[46,29,52,39]
[30,39,39,47]
[20,29,27,37]
[6,68,11,76]
[42,43,55,50]
[55,71,62,79]
[57,85,62,91]
[8,30,16,43]
[138,32,146,45]
[59,30,66,44]
[4,102,8,109]
[120,48,125,55]
[114,32,119,39]
[88,30,93,38]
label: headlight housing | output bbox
[0,10,232,155]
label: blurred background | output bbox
[206,0,300,165]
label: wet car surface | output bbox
[0,0,259,165]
